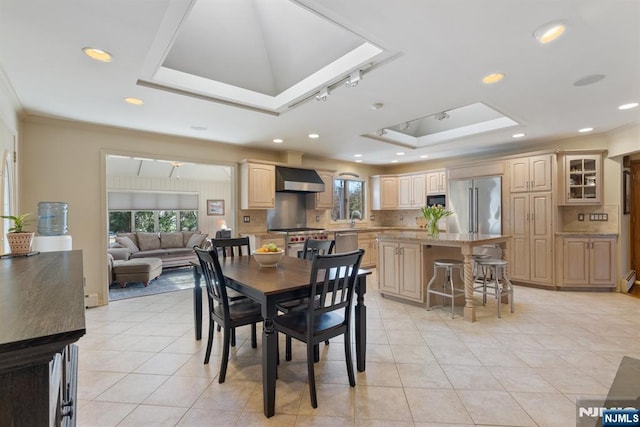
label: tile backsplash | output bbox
[559,204,618,233]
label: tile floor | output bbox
[77,271,640,426]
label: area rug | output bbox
[109,267,195,301]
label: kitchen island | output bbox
[377,232,511,321]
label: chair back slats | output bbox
[194,247,231,325]
[299,239,335,260]
[211,236,251,258]
[307,249,364,337]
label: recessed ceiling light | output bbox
[391,160,398,163]
[482,73,505,84]
[190,125,207,131]
[308,133,319,139]
[273,138,283,143]
[512,133,525,138]
[534,20,567,44]
[371,102,384,110]
[82,47,113,62]
[396,152,405,156]
[124,97,144,105]
[420,154,429,159]
[354,154,363,158]
[619,102,639,110]
[355,159,363,163]
[578,127,593,133]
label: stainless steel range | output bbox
[268,228,329,257]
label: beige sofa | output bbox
[109,231,207,268]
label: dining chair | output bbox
[277,238,335,361]
[273,249,364,408]
[194,247,263,383]
[210,237,252,344]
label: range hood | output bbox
[275,166,325,193]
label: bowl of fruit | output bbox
[252,243,285,267]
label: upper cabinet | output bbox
[371,175,398,210]
[312,170,334,210]
[426,170,447,195]
[508,155,552,193]
[240,161,275,209]
[398,173,426,209]
[559,154,602,205]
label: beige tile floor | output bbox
[77,271,640,426]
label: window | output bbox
[332,178,365,221]
[109,210,198,234]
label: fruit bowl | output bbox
[252,249,284,267]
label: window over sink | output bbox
[332,178,365,222]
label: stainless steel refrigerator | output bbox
[447,176,502,234]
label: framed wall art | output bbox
[207,199,225,216]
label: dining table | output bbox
[191,254,371,418]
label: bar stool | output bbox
[473,258,514,318]
[426,259,465,319]
[472,254,491,278]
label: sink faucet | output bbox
[349,210,361,228]
[350,218,356,228]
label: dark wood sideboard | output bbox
[0,250,86,426]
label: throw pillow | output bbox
[115,236,140,253]
[136,232,161,251]
[186,233,207,248]
[182,231,196,246]
[116,232,138,247]
[160,232,184,249]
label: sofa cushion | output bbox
[130,249,168,259]
[115,236,140,253]
[137,232,161,251]
[117,232,138,247]
[160,232,184,249]
[186,233,207,248]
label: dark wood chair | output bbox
[209,237,252,344]
[194,247,263,383]
[278,239,335,361]
[273,249,364,408]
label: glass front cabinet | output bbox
[562,154,602,205]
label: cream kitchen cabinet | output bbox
[398,173,426,209]
[371,175,398,210]
[508,154,552,193]
[240,161,275,209]
[509,192,554,286]
[357,232,378,268]
[378,240,423,302]
[426,170,447,195]
[312,170,334,209]
[559,236,616,288]
[560,154,602,205]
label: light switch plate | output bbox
[243,216,250,223]
[578,213,584,221]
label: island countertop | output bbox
[378,231,511,245]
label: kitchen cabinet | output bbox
[371,175,398,210]
[240,161,275,209]
[558,236,616,287]
[357,232,378,267]
[426,170,447,195]
[560,154,602,205]
[509,192,554,286]
[508,154,552,193]
[398,173,426,209]
[311,170,334,210]
[378,240,422,302]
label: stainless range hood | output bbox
[275,166,325,193]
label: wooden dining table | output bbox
[191,254,371,418]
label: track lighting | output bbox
[345,70,361,88]
[315,87,330,101]
[377,129,387,136]
[434,111,449,121]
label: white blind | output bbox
[108,192,199,210]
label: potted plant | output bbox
[421,205,453,237]
[1,213,34,254]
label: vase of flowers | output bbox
[420,205,453,237]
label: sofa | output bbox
[109,231,208,268]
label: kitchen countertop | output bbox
[378,231,511,245]
[555,232,618,237]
